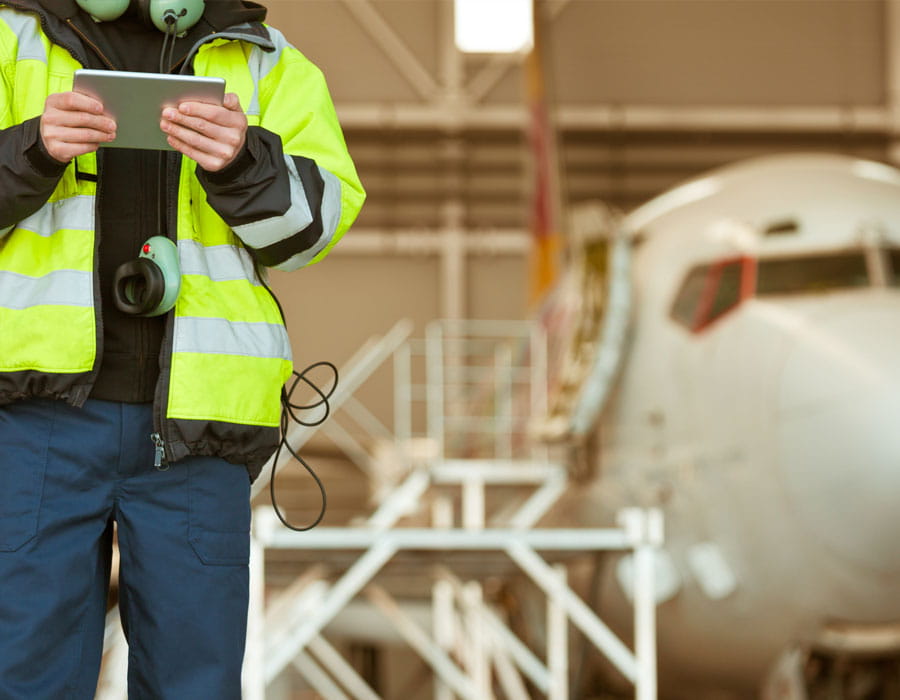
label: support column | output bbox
[440,201,467,322]
[433,497,456,700]
[547,564,569,700]
[886,0,900,164]
[462,582,492,699]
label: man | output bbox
[0,0,364,697]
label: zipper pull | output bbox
[151,433,168,470]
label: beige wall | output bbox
[260,0,890,431]
[266,0,884,107]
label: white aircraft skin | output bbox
[578,153,900,697]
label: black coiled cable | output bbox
[268,360,338,531]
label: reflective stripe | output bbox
[0,224,13,238]
[17,196,94,237]
[178,239,260,284]
[272,166,343,271]
[0,269,92,309]
[232,155,313,248]
[174,316,291,360]
[0,9,47,63]
[319,166,342,243]
[273,168,341,272]
[245,28,289,117]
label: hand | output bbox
[160,92,247,172]
[40,91,116,163]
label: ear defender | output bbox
[139,0,205,34]
[113,236,181,317]
[74,0,131,22]
[75,0,205,33]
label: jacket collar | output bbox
[3,0,274,68]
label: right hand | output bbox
[40,91,116,164]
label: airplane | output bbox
[553,152,900,698]
[167,151,900,700]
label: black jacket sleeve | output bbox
[196,124,338,270]
[0,116,67,231]
[196,125,290,228]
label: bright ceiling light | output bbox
[454,0,534,54]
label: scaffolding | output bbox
[241,318,661,699]
[96,204,653,698]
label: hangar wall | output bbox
[260,0,892,445]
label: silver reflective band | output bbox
[272,166,342,272]
[0,9,48,63]
[18,196,95,237]
[0,225,13,239]
[178,240,260,284]
[245,28,289,117]
[231,155,314,249]
[174,316,292,361]
[0,269,93,309]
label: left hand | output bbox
[160,92,247,172]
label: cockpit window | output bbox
[709,260,743,320]
[672,250,879,335]
[671,265,710,328]
[756,253,868,296]
[886,249,900,287]
[671,258,749,332]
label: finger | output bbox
[42,131,111,163]
[172,97,244,125]
[165,134,231,172]
[162,110,240,143]
[45,125,116,144]
[161,119,238,161]
[185,92,243,114]
[223,92,242,112]
[160,115,243,154]
[161,110,226,139]
[52,141,108,162]
[50,90,106,115]
[45,109,116,134]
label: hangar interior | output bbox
[95,1,900,698]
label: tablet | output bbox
[72,69,226,151]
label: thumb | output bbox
[223,92,242,111]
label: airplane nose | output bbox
[776,300,900,574]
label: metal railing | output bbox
[99,317,660,699]
[243,318,661,699]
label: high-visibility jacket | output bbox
[0,3,365,477]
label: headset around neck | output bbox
[74,0,205,34]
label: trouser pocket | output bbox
[187,456,251,566]
[0,400,55,552]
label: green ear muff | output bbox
[113,236,181,317]
[74,0,131,22]
[140,0,205,34]
[76,0,205,33]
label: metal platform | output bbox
[245,460,662,700]
[242,319,661,700]
[99,317,661,699]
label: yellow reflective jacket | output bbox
[0,4,365,477]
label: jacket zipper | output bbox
[146,33,276,464]
[65,19,116,70]
[150,432,166,468]
[151,147,180,465]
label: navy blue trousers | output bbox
[0,398,251,699]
